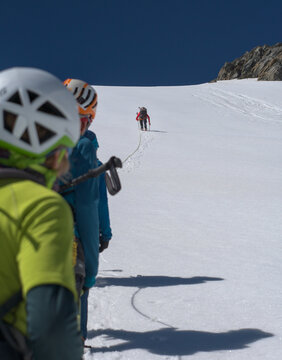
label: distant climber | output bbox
[136,107,151,131]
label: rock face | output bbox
[217,43,282,81]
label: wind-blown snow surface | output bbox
[87,79,282,360]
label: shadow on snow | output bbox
[95,275,224,288]
[88,327,273,356]
[92,276,273,355]
[148,129,167,133]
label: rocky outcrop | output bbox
[216,43,282,81]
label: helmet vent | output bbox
[27,90,39,103]
[37,101,66,119]
[20,128,31,145]
[73,87,79,96]
[35,122,56,144]
[4,110,17,133]
[7,91,22,105]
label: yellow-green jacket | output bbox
[0,174,82,359]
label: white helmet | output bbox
[0,67,80,158]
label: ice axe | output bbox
[59,156,122,195]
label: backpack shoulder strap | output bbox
[0,291,22,320]
[0,168,45,185]
[0,291,32,360]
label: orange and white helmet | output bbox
[63,78,98,122]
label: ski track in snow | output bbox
[85,129,181,360]
[131,288,176,329]
[131,288,182,360]
[87,276,182,360]
[193,88,282,124]
[122,130,154,173]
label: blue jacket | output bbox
[84,130,112,242]
[62,130,112,288]
[98,159,112,242]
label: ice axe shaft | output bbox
[59,156,122,195]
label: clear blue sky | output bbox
[1,0,281,86]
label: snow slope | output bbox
[86,79,282,360]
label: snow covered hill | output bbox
[87,79,282,360]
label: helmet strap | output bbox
[29,163,57,189]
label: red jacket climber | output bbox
[136,107,151,131]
